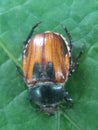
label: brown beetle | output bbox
[21,22,83,115]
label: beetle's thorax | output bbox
[29,81,65,112]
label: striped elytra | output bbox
[22,32,70,86]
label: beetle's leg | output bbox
[16,66,23,77]
[69,45,84,75]
[63,26,84,75]
[24,22,41,45]
[62,26,73,51]
[64,91,73,108]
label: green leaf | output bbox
[0,0,98,130]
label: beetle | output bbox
[21,22,83,115]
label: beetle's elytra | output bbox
[23,32,70,84]
[21,22,83,115]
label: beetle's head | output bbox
[29,82,64,115]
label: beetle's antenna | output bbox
[24,22,41,45]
